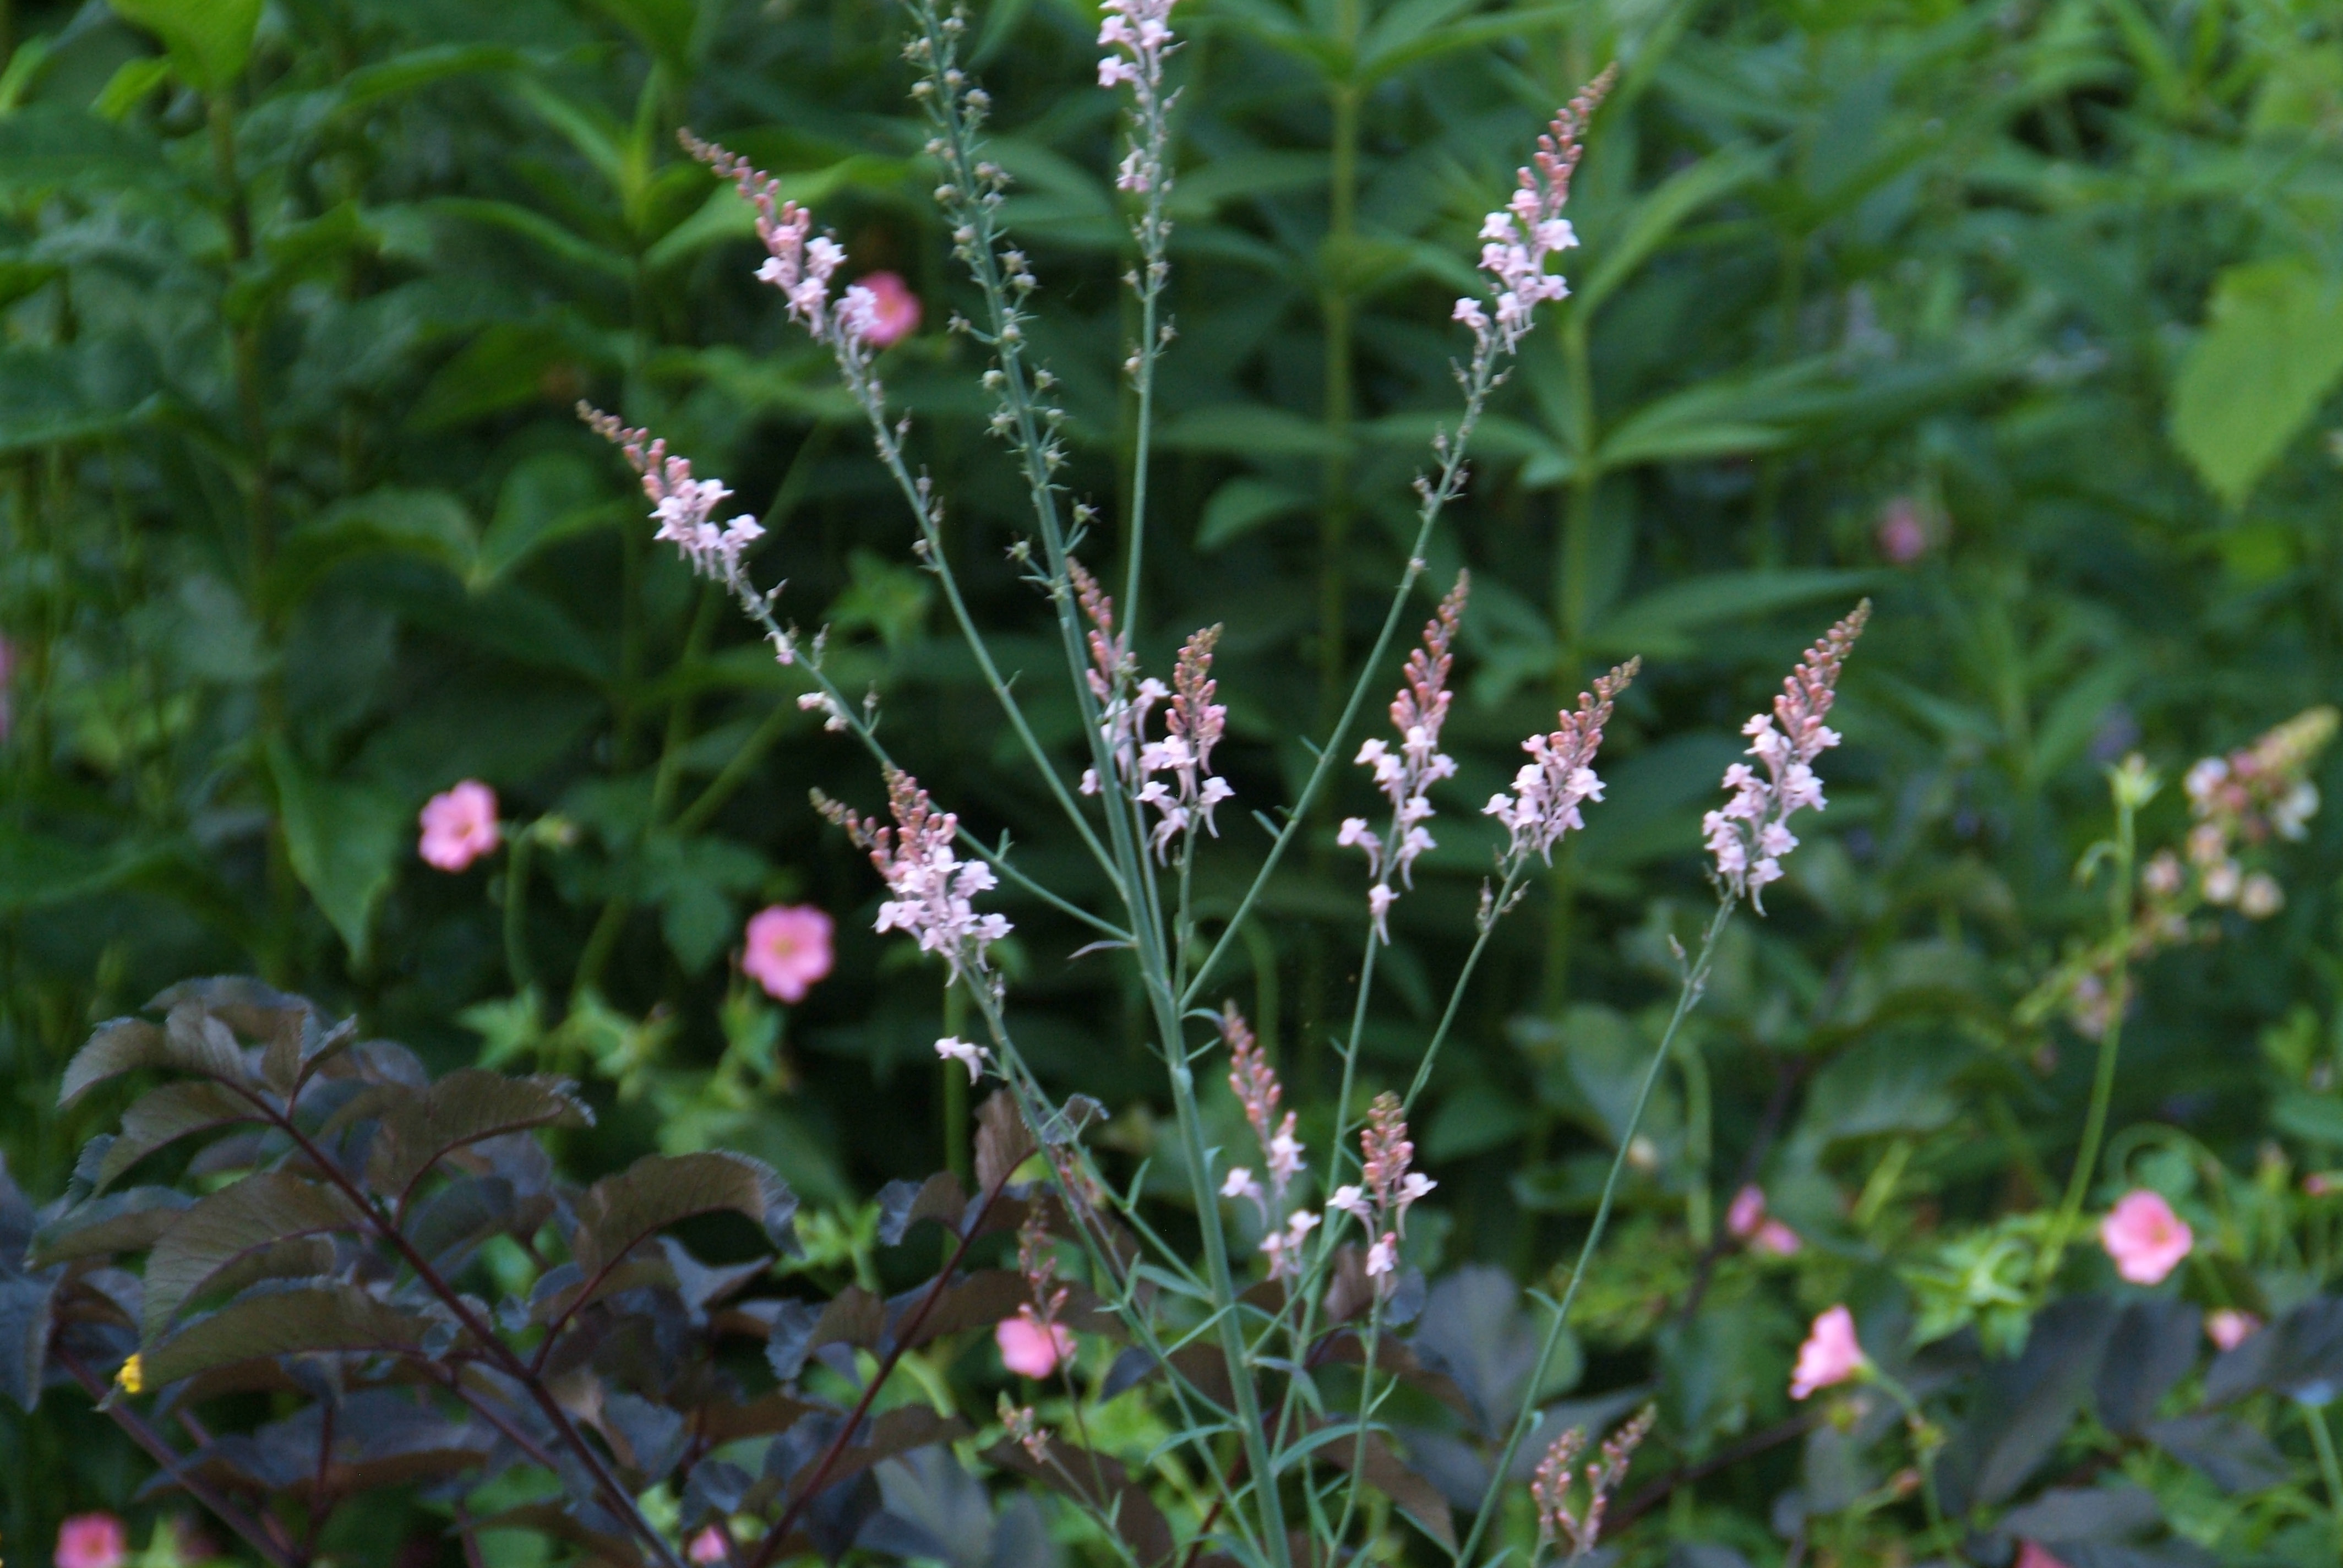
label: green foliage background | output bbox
[4,0,2343,1555]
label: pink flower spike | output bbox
[1789,1305,1865,1400]
[1726,1184,1766,1239]
[688,1527,732,1566]
[2100,1190,2193,1285]
[742,905,835,1003]
[55,1515,127,1568]
[997,1309,1076,1378]
[419,781,500,872]
[2205,1308,2262,1352]
[853,271,922,347]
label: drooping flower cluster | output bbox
[682,133,895,355]
[1070,561,1233,857]
[1341,573,1468,941]
[1530,1404,1654,1561]
[996,1210,1077,1378]
[1703,602,1871,909]
[1485,658,1639,870]
[1328,1093,1436,1287]
[581,407,768,586]
[1452,68,1613,361]
[821,770,1010,981]
[1096,0,1177,193]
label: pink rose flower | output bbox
[996,1308,1076,1379]
[1727,1184,1766,1239]
[2206,1308,2262,1352]
[2014,1543,2069,1568]
[742,904,835,1003]
[55,1515,127,1568]
[1789,1305,1866,1400]
[1753,1219,1803,1256]
[419,780,500,872]
[687,1526,731,1565]
[2100,1189,2192,1286]
[854,272,922,348]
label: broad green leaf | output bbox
[1198,477,1310,551]
[266,739,408,962]
[1167,151,1328,216]
[585,0,699,75]
[409,323,595,435]
[2169,259,2343,506]
[337,45,524,112]
[368,1070,593,1200]
[642,181,759,272]
[1577,143,1771,313]
[1587,568,1873,658]
[110,0,261,90]
[0,823,164,914]
[144,1173,360,1336]
[284,487,479,590]
[1158,406,1347,459]
[473,451,626,584]
[92,57,173,121]
[96,1081,258,1190]
[2273,1090,2343,1148]
[1357,4,1574,86]
[144,1283,431,1386]
[30,1188,194,1265]
[0,339,159,453]
[572,1152,797,1277]
[426,197,632,281]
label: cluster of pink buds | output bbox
[1341,573,1468,941]
[1070,562,1234,858]
[1219,1008,1323,1278]
[996,1211,1077,1378]
[2168,705,2336,917]
[821,770,1010,981]
[1530,1404,1654,1560]
[1703,602,1870,910]
[1452,69,1612,361]
[1725,1184,1801,1256]
[683,134,891,352]
[997,1394,1050,1463]
[1069,561,1159,788]
[581,408,766,585]
[1096,0,1176,193]
[1328,1093,1435,1288]
[1486,658,1639,870]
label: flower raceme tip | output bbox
[1452,68,1614,361]
[419,780,499,872]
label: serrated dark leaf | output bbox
[682,1458,754,1526]
[96,1081,260,1192]
[59,1018,169,1107]
[571,1152,797,1280]
[145,1282,434,1385]
[656,1235,769,1320]
[143,1172,361,1337]
[407,1175,545,1273]
[892,1269,1027,1352]
[183,1389,492,1496]
[30,1188,194,1266]
[603,1391,689,1482]
[862,1447,991,1568]
[974,1092,1036,1194]
[2145,1413,2292,1493]
[988,1495,1058,1568]
[0,1270,58,1411]
[2095,1302,2199,1436]
[1102,1346,1158,1401]
[767,1298,820,1382]
[878,1173,967,1247]
[1408,1265,1544,1436]
[368,1069,592,1200]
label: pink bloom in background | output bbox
[2206,1308,2262,1352]
[1876,496,1931,563]
[742,905,835,1003]
[687,1527,731,1566]
[1753,1219,1803,1257]
[2014,1542,2069,1568]
[996,1309,1076,1378]
[418,781,499,872]
[2101,1189,2193,1286]
[1726,1184,1767,1239]
[1789,1305,1866,1400]
[852,272,921,347]
[56,1514,127,1568]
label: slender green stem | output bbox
[2304,1398,2343,1554]
[1454,895,1734,1567]
[502,829,536,998]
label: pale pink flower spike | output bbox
[1486,657,1638,870]
[1343,573,1467,941]
[419,780,499,872]
[2100,1189,2192,1286]
[1789,1304,1865,1400]
[1452,69,1613,361]
[823,771,1011,981]
[742,905,835,1004]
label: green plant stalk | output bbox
[2304,1398,2343,1552]
[1454,894,1734,1568]
[503,829,536,998]
[2037,782,2139,1289]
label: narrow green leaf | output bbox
[1577,143,1771,313]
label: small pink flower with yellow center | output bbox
[742,904,835,1003]
[2100,1189,2192,1286]
[852,272,922,347]
[55,1514,128,1568]
[1789,1305,1866,1400]
[418,780,499,872]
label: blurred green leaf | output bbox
[2169,259,2343,507]
[1587,568,1872,658]
[1198,477,1310,551]
[267,739,408,962]
[110,0,260,90]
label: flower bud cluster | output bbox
[1217,1008,1325,1279]
[682,133,893,362]
[1098,0,1178,194]
[1070,562,1234,858]
[1531,1404,1654,1560]
[580,407,767,586]
[2175,705,2335,916]
[1327,1093,1435,1289]
[1341,573,1468,941]
[1703,602,1870,909]
[1485,658,1639,871]
[821,769,1010,982]
[1452,68,1612,362]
